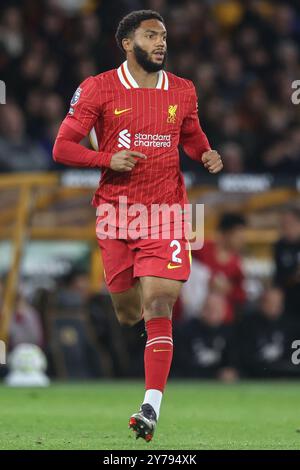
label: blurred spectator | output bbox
[0,6,24,58]
[9,293,44,349]
[219,142,245,173]
[54,268,91,310]
[273,206,300,318]
[46,269,106,379]
[0,103,50,172]
[238,286,300,378]
[0,277,4,338]
[191,213,247,323]
[89,290,139,378]
[180,260,211,320]
[0,277,3,312]
[173,292,238,381]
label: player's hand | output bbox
[110,150,147,172]
[202,150,223,174]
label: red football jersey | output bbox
[61,61,210,210]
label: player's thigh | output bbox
[139,276,183,321]
[96,237,135,293]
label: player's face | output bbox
[132,19,167,72]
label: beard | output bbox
[133,44,167,73]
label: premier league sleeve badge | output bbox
[70,87,82,106]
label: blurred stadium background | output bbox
[1,0,300,402]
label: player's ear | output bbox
[122,37,133,53]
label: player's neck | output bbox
[126,58,159,89]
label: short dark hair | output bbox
[218,213,246,232]
[115,10,165,53]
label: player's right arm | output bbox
[53,76,146,171]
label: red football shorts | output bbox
[96,223,192,293]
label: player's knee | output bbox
[143,293,177,318]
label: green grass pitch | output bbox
[0,381,299,450]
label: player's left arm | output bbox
[179,84,223,174]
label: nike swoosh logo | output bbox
[167,263,182,269]
[153,349,172,353]
[114,108,132,115]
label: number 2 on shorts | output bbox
[170,239,182,263]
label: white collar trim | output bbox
[117,61,168,90]
[123,60,139,88]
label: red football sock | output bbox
[144,317,173,393]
